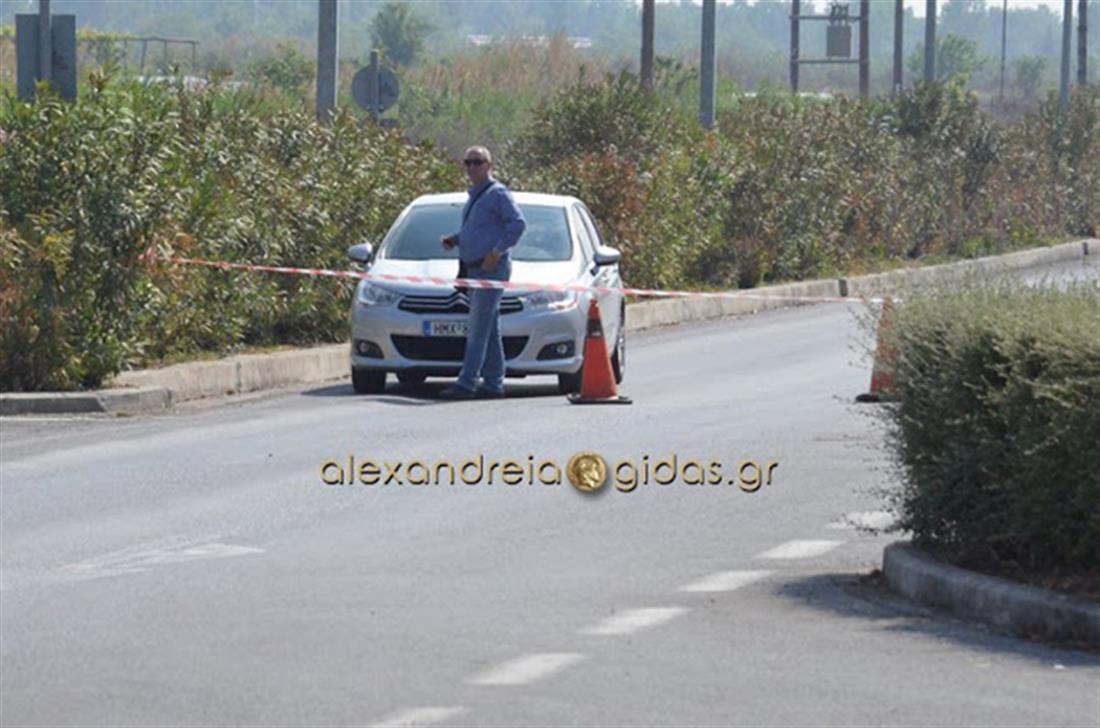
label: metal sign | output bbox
[16,14,77,100]
[352,65,399,114]
[826,3,853,58]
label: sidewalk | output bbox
[2,238,1093,416]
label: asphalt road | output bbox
[3,256,1098,727]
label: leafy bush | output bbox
[509,72,730,289]
[1013,56,1047,100]
[0,77,458,391]
[512,76,1097,291]
[247,42,314,95]
[906,34,989,84]
[2,69,1097,392]
[878,281,1100,575]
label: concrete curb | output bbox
[0,386,171,416]
[841,239,1094,298]
[883,542,1100,645]
[2,239,1093,415]
[108,344,348,403]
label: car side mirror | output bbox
[346,242,373,264]
[593,245,621,267]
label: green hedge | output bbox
[880,281,1100,575]
[1,77,458,391]
[510,77,1098,290]
[2,73,1098,392]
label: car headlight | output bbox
[522,289,578,312]
[357,281,401,307]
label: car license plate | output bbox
[425,320,468,337]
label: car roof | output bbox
[409,191,580,207]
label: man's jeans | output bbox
[456,258,511,393]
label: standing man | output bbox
[438,146,526,400]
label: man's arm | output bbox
[492,187,526,254]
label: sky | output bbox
[907,0,1068,17]
[734,0,1072,17]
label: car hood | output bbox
[363,258,582,295]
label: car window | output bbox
[382,204,573,261]
[570,205,596,262]
[578,205,604,248]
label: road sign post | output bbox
[352,55,400,119]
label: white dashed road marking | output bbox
[466,653,586,686]
[827,510,896,530]
[678,570,773,593]
[60,541,264,580]
[579,606,690,636]
[756,539,844,559]
[368,706,468,727]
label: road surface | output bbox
[3,256,1098,726]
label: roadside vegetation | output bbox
[1,55,1097,391]
[0,76,458,391]
[872,281,1100,596]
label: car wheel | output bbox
[557,371,582,395]
[352,368,386,394]
[611,309,626,384]
[396,371,427,387]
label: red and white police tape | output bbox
[142,251,887,305]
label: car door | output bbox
[575,204,623,343]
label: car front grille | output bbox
[398,292,523,315]
[391,335,529,362]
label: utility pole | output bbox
[893,0,903,97]
[316,0,338,122]
[1078,0,1088,86]
[790,0,800,94]
[858,0,869,97]
[924,0,936,82]
[641,0,654,89]
[1060,0,1072,107]
[38,0,51,85]
[700,0,716,129]
[999,0,1008,100]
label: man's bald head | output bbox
[463,145,493,185]
[463,146,492,165]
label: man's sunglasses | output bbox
[463,159,487,167]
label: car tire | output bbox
[611,308,626,384]
[396,371,427,387]
[557,371,582,395]
[352,368,386,394]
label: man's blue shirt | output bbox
[457,178,526,263]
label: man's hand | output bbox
[482,250,501,271]
[441,234,457,250]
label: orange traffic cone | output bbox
[568,299,632,405]
[856,297,898,403]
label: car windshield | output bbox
[382,203,572,261]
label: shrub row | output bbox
[509,77,1099,291]
[877,281,1100,575]
[2,73,1097,391]
[1,76,458,391]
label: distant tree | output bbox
[907,33,989,84]
[1013,56,1047,99]
[369,2,433,67]
[247,43,313,94]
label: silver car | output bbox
[346,192,626,394]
